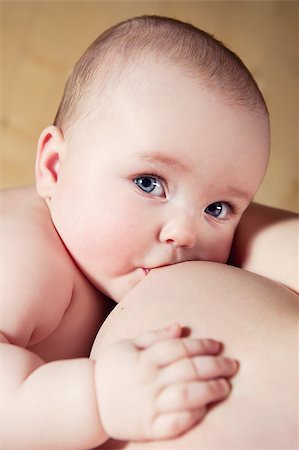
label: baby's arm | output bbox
[1,319,237,448]
[1,321,237,448]
[230,202,298,293]
[0,338,106,449]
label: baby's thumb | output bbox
[134,323,182,349]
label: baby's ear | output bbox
[35,126,65,199]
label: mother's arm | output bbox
[230,202,298,292]
[91,262,298,449]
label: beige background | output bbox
[1,1,298,211]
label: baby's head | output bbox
[36,16,270,301]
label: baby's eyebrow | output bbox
[135,151,190,172]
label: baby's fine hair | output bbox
[54,15,268,132]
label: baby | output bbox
[0,15,270,449]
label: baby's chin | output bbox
[99,271,149,303]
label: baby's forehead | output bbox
[78,55,267,149]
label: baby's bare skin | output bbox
[0,188,239,449]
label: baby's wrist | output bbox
[90,358,111,444]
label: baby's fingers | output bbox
[151,408,206,439]
[156,378,230,414]
[143,337,221,366]
[159,356,239,385]
[134,323,182,349]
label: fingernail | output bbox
[217,378,231,394]
[204,339,221,352]
[222,358,239,372]
[166,323,181,331]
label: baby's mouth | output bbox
[143,268,151,276]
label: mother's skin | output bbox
[91,261,298,449]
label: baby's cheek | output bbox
[204,234,233,263]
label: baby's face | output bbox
[49,61,269,301]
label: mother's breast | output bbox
[91,261,298,449]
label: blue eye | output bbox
[205,202,230,219]
[134,176,165,197]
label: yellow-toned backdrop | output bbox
[1,1,298,212]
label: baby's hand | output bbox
[95,323,238,441]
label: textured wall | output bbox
[1,1,298,211]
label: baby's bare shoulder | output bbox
[0,189,75,347]
[0,188,69,269]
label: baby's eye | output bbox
[205,202,231,220]
[134,176,165,197]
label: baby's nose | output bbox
[159,214,197,249]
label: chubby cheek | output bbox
[201,228,234,263]
[53,192,149,275]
